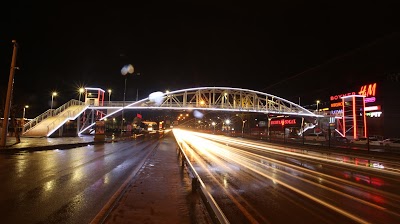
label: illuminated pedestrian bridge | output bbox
[22,86,321,137]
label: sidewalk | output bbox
[0,135,95,151]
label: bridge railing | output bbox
[100,101,136,107]
[89,102,311,115]
[137,102,309,114]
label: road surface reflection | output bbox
[173,129,400,224]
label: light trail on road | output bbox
[173,129,400,224]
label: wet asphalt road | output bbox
[0,138,158,224]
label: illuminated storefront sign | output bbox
[270,119,297,126]
[365,105,381,111]
[366,112,382,117]
[331,109,342,115]
[358,83,376,97]
[331,102,342,107]
[330,83,377,101]
[330,92,356,101]
[330,82,378,108]
[364,97,376,103]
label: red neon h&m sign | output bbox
[358,83,376,97]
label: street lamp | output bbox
[242,120,247,137]
[235,114,246,137]
[225,119,231,134]
[78,88,84,102]
[316,100,320,111]
[51,91,57,112]
[225,119,231,128]
[121,64,135,135]
[107,89,112,103]
[212,121,216,133]
[22,105,29,126]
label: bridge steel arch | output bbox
[153,87,317,116]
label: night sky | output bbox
[1,1,399,117]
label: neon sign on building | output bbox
[330,83,377,108]
[270,119,297,126]
[358,83,376,97]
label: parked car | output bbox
[335,136,352,144]
[380,138,400,147]
[304,133,326,141]
[352,137,381,146]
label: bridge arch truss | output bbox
[111,87,319,117]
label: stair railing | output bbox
[23,99,85,134]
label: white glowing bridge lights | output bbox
[78,86,322,135]
[88,87,321,117]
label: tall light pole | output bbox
[51,92,57,113]
[316,100,320,111]
[78,88,84,102]
[224,119,231,135]
[22,105,29,126]
[107,89,112,103]
[212,122,216,133]
[242,120,247,137]
[235,114,246,137]
[121,64,134,135]
[1,40,19,147]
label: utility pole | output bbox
[1,40,19,147]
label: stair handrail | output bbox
[23,99,85,133]
[46,104,88,136]
[52,99,84,117]
[22,109,53,133]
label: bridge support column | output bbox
[58,125,63,137]
[76,114,81,136]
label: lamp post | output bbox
[78,88,84,102]
[107,89,112,103]
[1,40,18,147]
[121,64,135,135]
[242,120,247,137]
[316,100,320,111]
[22,105,29,126]
[225,119,230,130]
[235,114,247,137]
[51,92,57,114]
[212,122,216,133]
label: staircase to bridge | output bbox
[22,100,89,137]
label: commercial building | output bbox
[328,75,400,139]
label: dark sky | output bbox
[1,1,399,117]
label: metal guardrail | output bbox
[175,139,230,224]
[23,99,85,134]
